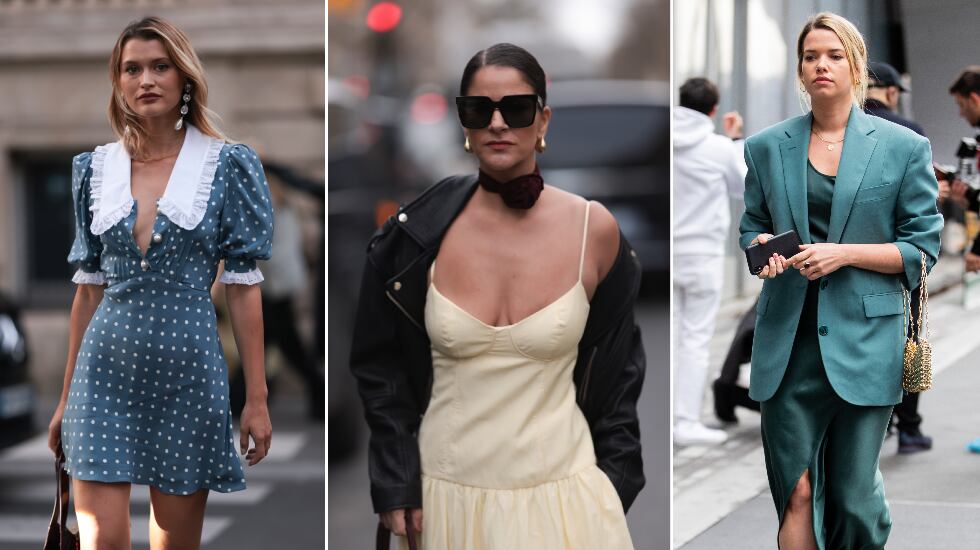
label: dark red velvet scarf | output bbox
[477,165,544,209]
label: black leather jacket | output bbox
[349,175,646,514]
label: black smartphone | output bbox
[744,230,802,275]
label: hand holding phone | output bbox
[745,230,802,276]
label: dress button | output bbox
[152,233,163,244]
[140,259,150,271]
[397,213,408,223]
[818,325,829,336]
[820,279,828,290]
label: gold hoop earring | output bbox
[535,136,547,153]
[464,136,472,153]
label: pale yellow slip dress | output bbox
[407,201,635,549]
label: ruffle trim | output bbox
[72,269,107,285]
[219,267,264,285]
[157,138,224,231]
[88,144,134,236]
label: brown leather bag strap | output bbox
[45,445,73,550]
[375,510,419,550]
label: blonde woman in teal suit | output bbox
[739,13,942,550]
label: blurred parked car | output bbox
[0,292,34,450]
[539,80,671,279]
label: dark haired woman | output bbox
[350,43,644,548]
[48,16,273,549]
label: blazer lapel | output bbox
[778,113,812,244]
[827,106,878,243]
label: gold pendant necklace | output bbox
[812,129,844,151]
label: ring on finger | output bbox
[803,260,811,269]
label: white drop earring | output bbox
[175,82,192,131]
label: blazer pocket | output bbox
[862,291,905,317]
[854,182,895,204]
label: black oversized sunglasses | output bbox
[455,94,543,129]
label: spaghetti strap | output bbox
[578,201,591,282]
[428,258,436,287]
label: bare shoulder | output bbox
[586,200,621,280]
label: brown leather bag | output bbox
[375,510,419,550]
[43,445,79,550]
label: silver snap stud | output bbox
[397,213,408,223]
[140,259,150,271]
[152,233,163,244]
[393,281,402,291]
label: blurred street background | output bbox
[327,0,671,548]
[673,1,980,548]
[0,0,325,547]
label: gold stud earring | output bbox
[464,136,472,153]
[535,136,547,153]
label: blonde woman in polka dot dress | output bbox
[46,17,273,549]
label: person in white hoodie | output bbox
[673,77,747,445]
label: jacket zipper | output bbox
[385,290,423,332]
[578,346,598,403]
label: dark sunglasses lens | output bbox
[499,96,537,128]
[457,98,493,129]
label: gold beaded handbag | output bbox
[902,250,933,392]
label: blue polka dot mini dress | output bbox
[62,124,273,495]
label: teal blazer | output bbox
[739,106,943,406]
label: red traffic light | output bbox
[366,2,402,33]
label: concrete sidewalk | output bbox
[674,254,979,548]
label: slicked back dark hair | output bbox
[679,77,719,115]
[460,43,547,105]
[949,66,980,97]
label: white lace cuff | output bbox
[219,267,264,285]
[72,269,107,285]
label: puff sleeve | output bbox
[218,144,274,285]
[66,152,106,285]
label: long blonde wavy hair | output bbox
[108,16,228,158]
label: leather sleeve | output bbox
[579,243,646,512]
[349,232,424,513]
[588,311,646,512]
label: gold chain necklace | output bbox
[135,150,180,163]
[811,129,845,151]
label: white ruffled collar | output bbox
[89,124,224,234]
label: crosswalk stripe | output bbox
[0,515,231,544]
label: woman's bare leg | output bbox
[778,470,818,550]
[148,487,208,550]
[73,479,132,550]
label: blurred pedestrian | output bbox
[739,13,942,549]
[262,176,323,420]
[350,43,644,549]
[864,60,936,454]
[48,16,273,548]
[943,66,980,454]
[672,77,746,445]
[945,67,980,274]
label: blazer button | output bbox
[152,233,163,244]
[393,281,402,291]
[397,213,408,223]
[140,259,150,271]
[818,325,829,336]
[820,279,828,290]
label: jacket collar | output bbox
[778,105,877,244]
[396,174,479,249]
[90,124,224,235]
